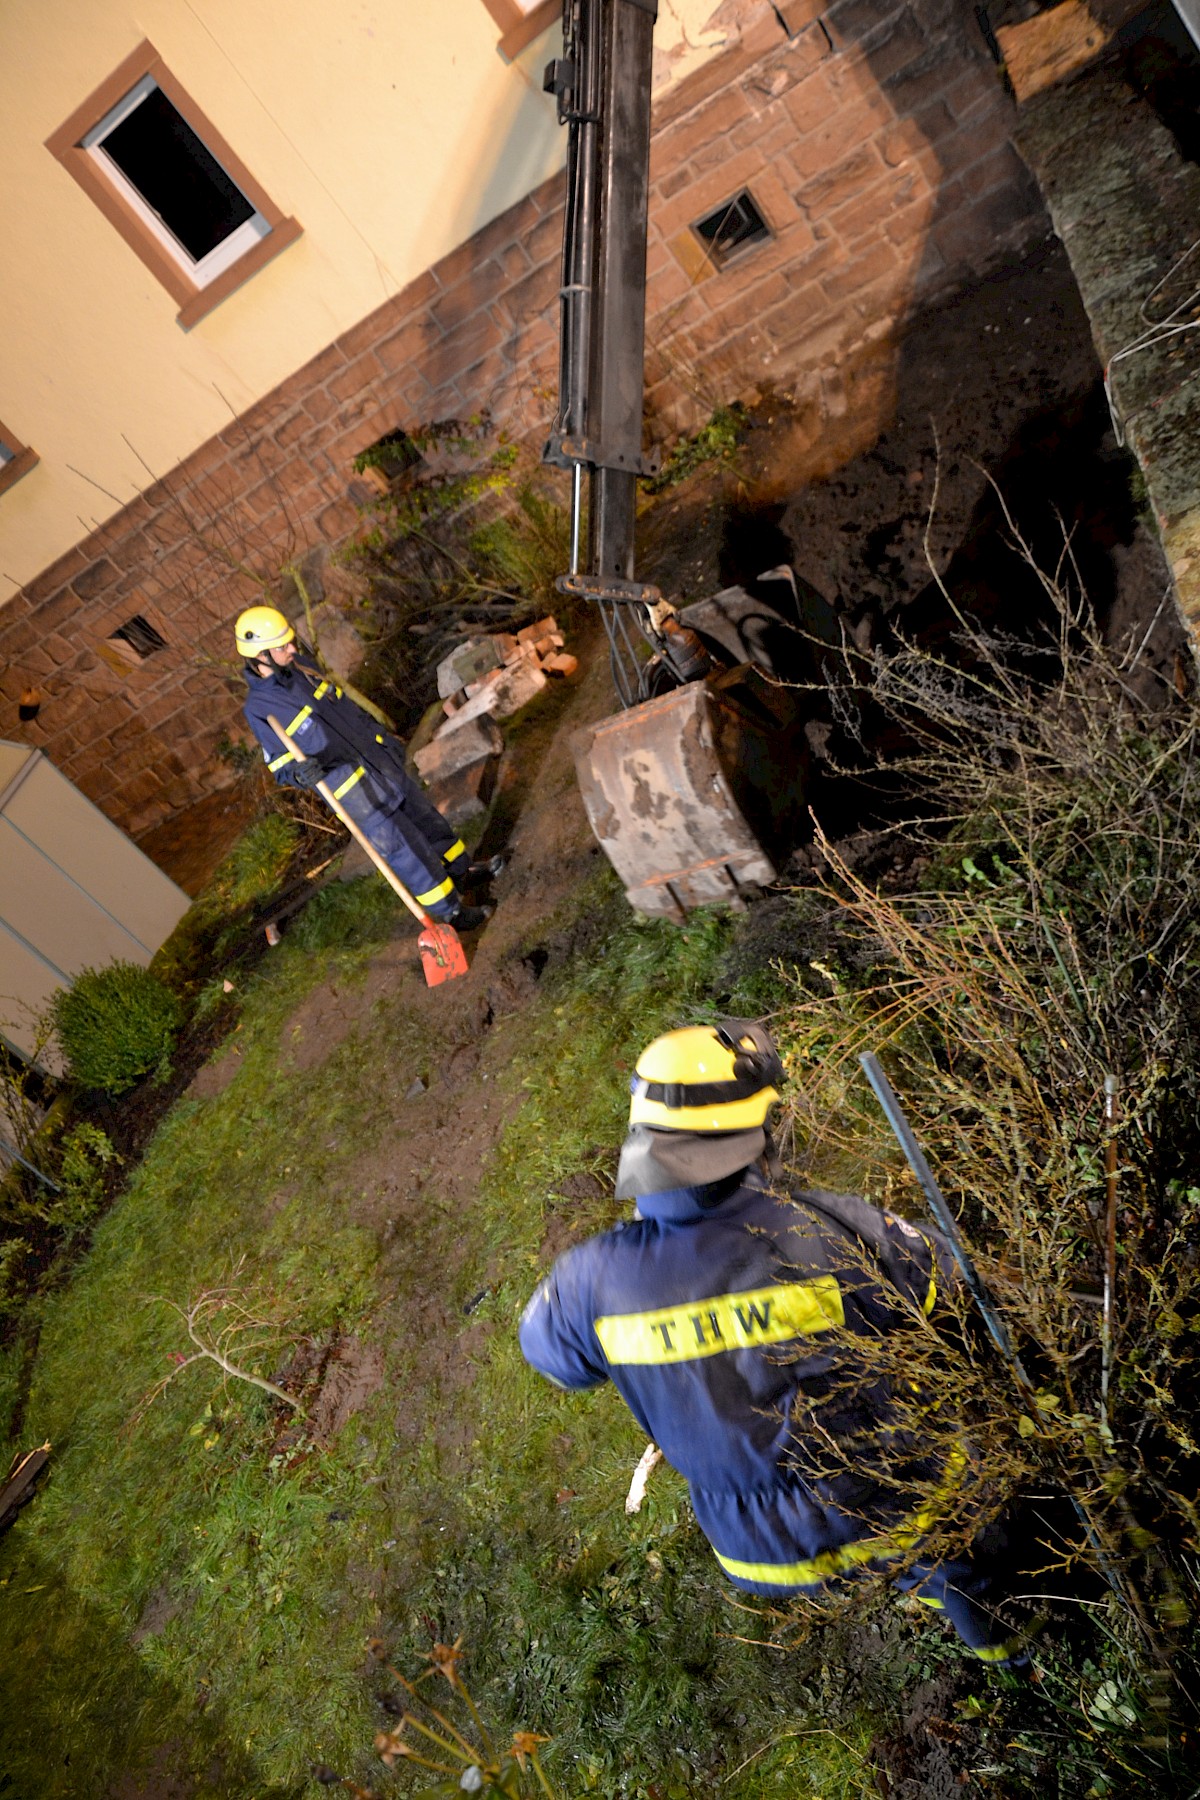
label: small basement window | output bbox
[349,427,424,504]
[100,614,168,673]
[47,41,301,330]
[363,428,422,481]
[692,190,771,268]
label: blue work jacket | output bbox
[519,1169,959,1595]
[243,656,406,796]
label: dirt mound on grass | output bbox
[310,1337,387,1442]
[270,1333,387,1450]
[278,939,419,1072]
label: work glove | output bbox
[292,758,326,791]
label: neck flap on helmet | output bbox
[615,1121,767,1200]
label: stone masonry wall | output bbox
[0,0,1045,844]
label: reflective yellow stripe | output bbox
[904,1443,969,1541]
[444,839,467,863]
[268,750,295,772]
[375,733,384,744]
[594,1278,844,1367]
[632,1093,777,1132]
[923,1274,937,1316]
[416,875,454,906]
[916,1595,945,1610]
[713,1444,970,1589]
[285,704,312,734]
[972,1638,1026,1663]
[332,765,366,799]
[716,1538,880,1587]
[313,680,330,699]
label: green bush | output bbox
[45,1123,118,1237]
[51,963,184,1094]
[151,814,302,995]
[642,402,746,494]
[468,483,570,618]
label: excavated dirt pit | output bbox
[642,232,1188,863]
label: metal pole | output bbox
[585,0,656,584]
[1100,1073,1119,1440]
[859,1051,1029,1380]
[571,462,583,575]
[0,1133,60,1193]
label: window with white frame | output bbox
[47,42,301,330]
[82,74,271,288]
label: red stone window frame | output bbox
[45,40,302,332]
[0,417,39,499]
[483,0,562,60]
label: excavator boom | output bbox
[543,0,808,913]
[544,0,661,703]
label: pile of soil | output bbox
[642,234,1183,686]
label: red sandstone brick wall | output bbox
[0,0,1043,845]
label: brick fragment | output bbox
[413,713,503,781]
[516,615,559,645]
[450,651,548,724]
[541,651,579,677]
[437,637,503,698]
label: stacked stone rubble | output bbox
[413,615,576,828]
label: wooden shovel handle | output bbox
[267,715,432,927]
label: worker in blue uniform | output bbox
[236,606,500,930]
[520,1021,1037,1666]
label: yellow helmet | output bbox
[628,1022,783,1133]
[235,605,295,657]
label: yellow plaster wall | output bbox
[0,0,731,601]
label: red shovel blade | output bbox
[417,920,470,985]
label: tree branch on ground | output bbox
[131,1263,306,1430]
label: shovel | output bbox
[267,716,469,986]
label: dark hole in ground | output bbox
[685,375,1180,848]
[716,500,794,593]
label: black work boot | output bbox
[448,902,494,932]
[463,854,506,885]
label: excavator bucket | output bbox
[571,668,808,918]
